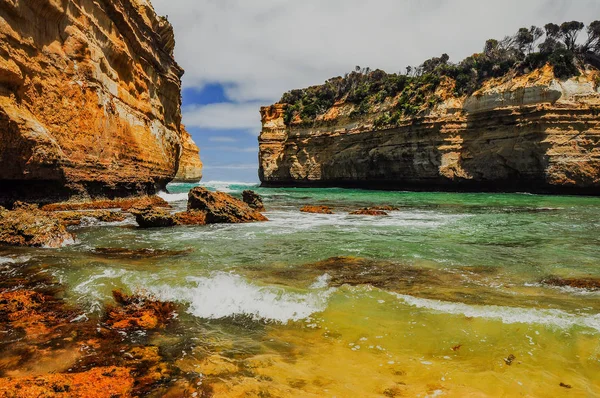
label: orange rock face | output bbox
[0,0,201,203]
[174,128,203,183]
[259,67,600,194]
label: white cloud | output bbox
[182,102,262,130]
[154,0,600,104]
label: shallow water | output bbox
[3,182,600,396]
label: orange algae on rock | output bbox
[105,291,176,331]
[0,367,134,398]
[300,206,334,214]
[0,205,74,248]
[350,208,389,216]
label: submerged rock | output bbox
[350,208,389,216]
[542,276,600,290]
[0,205,74,248]
[105,291,177,331]
[300,205,334,214]
[242,190,265,211]
[188,187,268,224]
[92,247,193,259]
[0,263,198,397]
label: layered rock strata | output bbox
[259,67,600,194]
[0,0,201,204]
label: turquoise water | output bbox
[3,182,600,396]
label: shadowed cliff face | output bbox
[259,67,600,194]
[0,0,201,203]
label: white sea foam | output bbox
[391,292,600,333]
[150,272,335,323]
[158,191,189,203]
[200,181,259,193]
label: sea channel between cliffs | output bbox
[0,181,599,396]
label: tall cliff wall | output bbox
[259,67,600,194]
[0,0,202,203]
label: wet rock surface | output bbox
[300,206,334,214]
[188,187,268,224]
[242,190,265,211]
[542,276,600,290]
[54,210,127,226]
[134,208,178,229]
[0,263,203,397]
[0,205,74,248]
[42,196,170,212]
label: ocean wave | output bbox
[150,272,334,323]
[391,292,600,333]
[200,181,259,193]
[158,191,189,203]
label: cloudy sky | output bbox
[152,0,600,182]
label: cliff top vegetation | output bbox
[279,21,600,126]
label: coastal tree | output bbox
[559,21,584,51]
[583,20,600,53]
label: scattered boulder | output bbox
[542,276,600,290]
[350,208,389,216]
[92,247,193,259]
[300,205,334,214]
[188,187,268,224]
[134,208,177,228]
[0,205,74,248]
[242,190,265,211]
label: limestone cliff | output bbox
[173,127,203,182]
[0,0,202,203]
[259,66,600,194]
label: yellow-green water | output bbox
[2,182,600,397]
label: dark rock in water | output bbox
[0,205,74,248]
[135,208,177,228]
[242,190,265,211]
[350,208,389,216]
[504,354,516,366]
[133,207,209,228]
[188,187,268,224]
[300,205,333,214]
[92,247,193,259]
[542,276,600,290]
